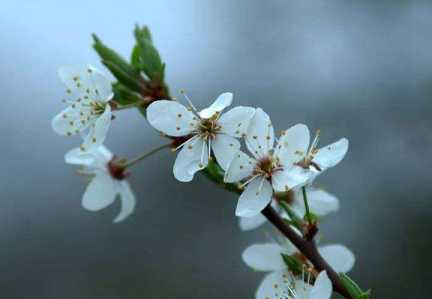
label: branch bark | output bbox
[261,205,353,299]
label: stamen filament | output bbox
[174,135,199,151]
[180,89,199,115]
[240,174,261,188]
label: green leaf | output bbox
[134,24,153,43]
[304,212,319,224]
[102,60,143,92]
[340,273,371,299]
[131,26,164,81]
[92,34,142,91]
[112,83,145,105]
[356,291,372,299]
[281,254,303,275]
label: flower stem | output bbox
[123,143,171,169]
[261,205,354,299]
[115,102,141,110]
[302,186,312,224]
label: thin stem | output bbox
[261,205,353,299]
[123,143,171,168]
[302,186,312,224]
[115,102,141,111]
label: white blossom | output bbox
[256,270,332,299]
[225,109,348,217]
[146,93,255,182]
[242,241,355,298]
[52,65,113,151]
[65,145,136,223]
[239,188,339,231]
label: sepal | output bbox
[112,82,145,105]
[340,273,371,299]
[280,253,303,275]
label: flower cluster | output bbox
[52,65,135,222]
[52,61,354,298]
[147,96,348,218]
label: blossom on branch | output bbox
[52,65,113,151]
[65,145,136,223]
[256,270,333,299]
[147,92,255,182]
[243,241,355,298]
[239,188,340,231]
[224,109,348,217]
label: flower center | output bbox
[295,130,321,171]
[254,155,281,178]
[90,101,107,115]
[198,114,221,140]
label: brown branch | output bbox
[261,205,353,299]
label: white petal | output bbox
[245,108,274,159]
[272,167,315,192]
[236,178,272,217]
[224,151,255,183]
[294,189,339,217]
[274,123,310,166]
[239,214,267,231]
[173,137,208,182]
[199,92,233,118]
[51,105,92,136]
[113,181,136,223]
[314,138,349,170]
[147,100,197,137]
[65,147,96,166]
[218,106,255,138]
[81,105,112,151]
[309,271,333,299]
[58,66,86,91]
[319,244,355,273]
[211,134,240,171]
[242,243,286,272]
[256,270,293,299]
[94,145,114,163]
[59,65,113,102]
[82,172,116,211]
[294,280,313,298]
[85,65,113,101]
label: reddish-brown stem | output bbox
[261,205,354,299]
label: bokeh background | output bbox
[1,0,431,298]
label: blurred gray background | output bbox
[1,0,431,298]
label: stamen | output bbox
[239,174,260,188]
[308,129,320,157]
[174,135,199,151]
[180,89,199,115]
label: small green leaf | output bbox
[304,212,319,224]
[340,273,370,299]
[281,254,303,275]
[92,34,142,91]
[356,291,372,299]
[131,26,164,81]
[112,83,145,105]
[134,24,153,43]
[102,60,143,92]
